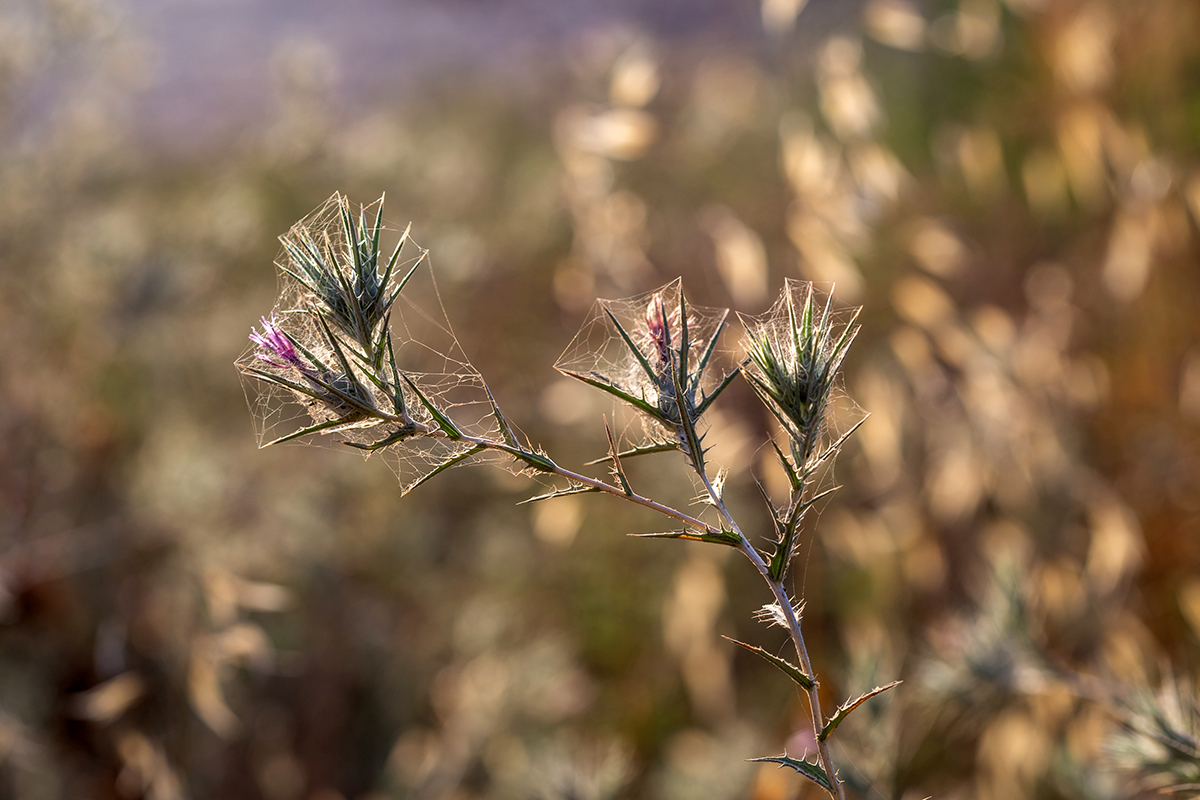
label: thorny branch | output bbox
[240,194,893,798]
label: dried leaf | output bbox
[71,672,146,724]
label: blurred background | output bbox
[1,0,1199,797]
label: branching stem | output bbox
[249,253,858,799]
[374,399,845,798]
[372,410,717,535]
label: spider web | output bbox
[377,254,539,493]
[237,195,394,449]
[553,278,738,460]
[237,194,522,494]
[739,279,867,594]
[738,279,866,456]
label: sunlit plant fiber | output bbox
[238,193,898,799]
[1106,671,1200,796]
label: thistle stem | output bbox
[382,413,717,535]
[413,391,843,796]
[695,471,845,800]
[323,363,841,795]
[539,463,714,532]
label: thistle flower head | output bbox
[644,291,680,371]
[554,280,739,467]
[250,315,305,371]
[277,194,421,369]
[245,312,374,424]
[741,282,860,460]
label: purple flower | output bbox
[250,315,305,371]
[645,293,674,368]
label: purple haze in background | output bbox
[121,0,863,153]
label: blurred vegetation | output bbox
[1,0,1199,798]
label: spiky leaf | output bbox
[722,637,815,690]
[603,305,658,387]
[633,528,742,548]
[517,484,601,505]
[558,369,666,422]
[819,681,902,742]
[401,375,462,439]
[747,754,832,793]
[584,441,676,465]
[403,445,485,495]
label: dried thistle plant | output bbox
[238,193,895,799]
[1106,671,1200,796]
